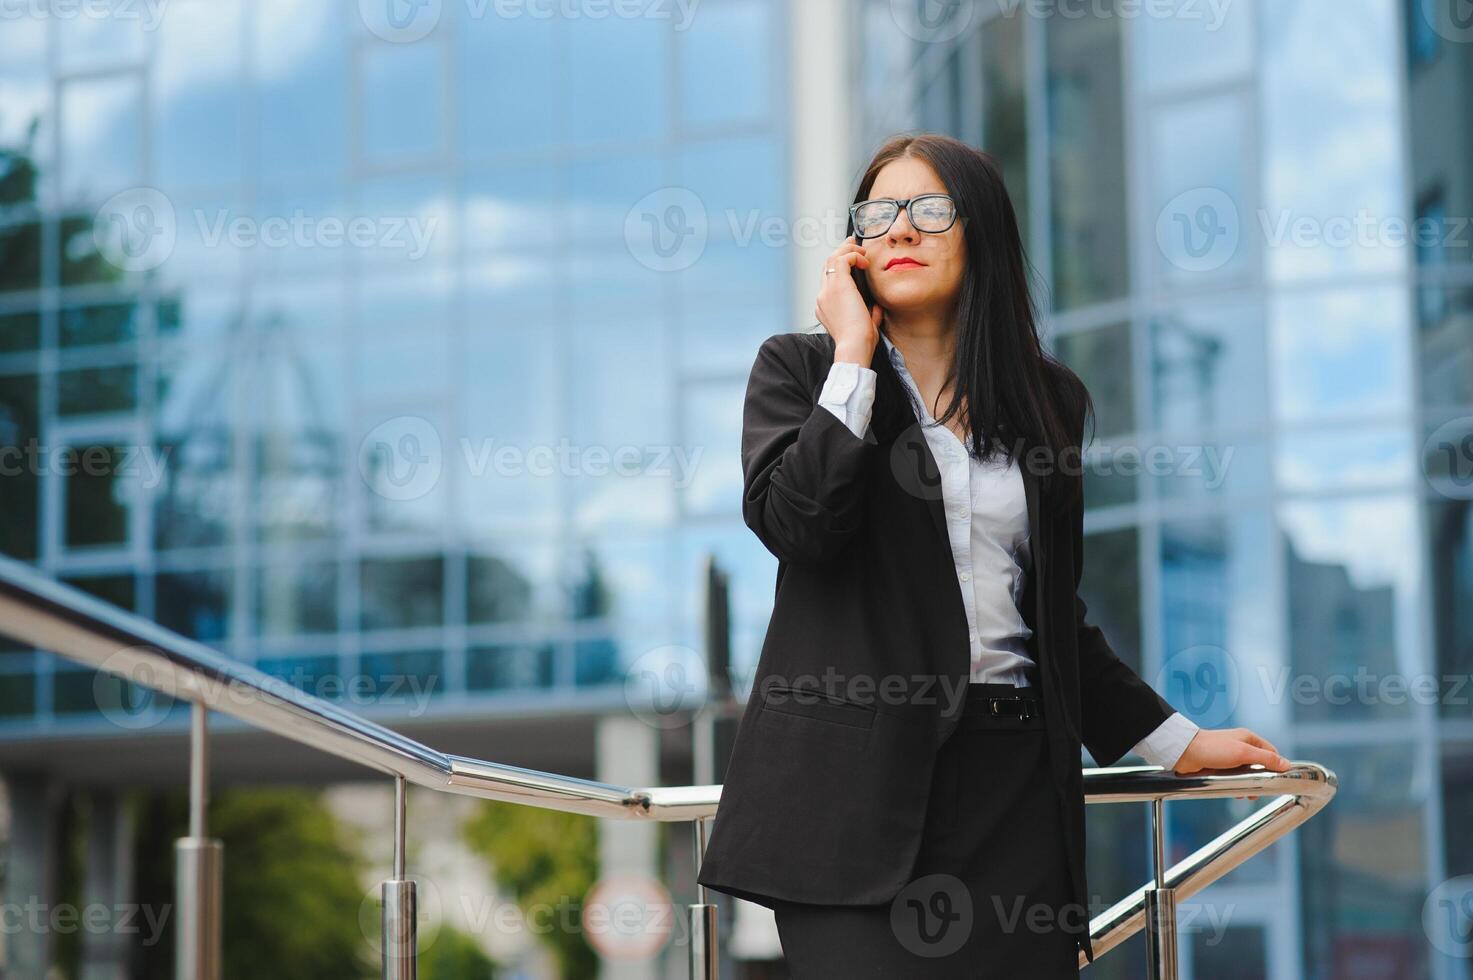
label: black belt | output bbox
[963,683,1043,724]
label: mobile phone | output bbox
[844,214,876,311]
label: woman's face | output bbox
[859,157,967,318]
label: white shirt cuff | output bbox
[1131,711,1200,770]
[817,360,878,439]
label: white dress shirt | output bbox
[815,332,1200,769]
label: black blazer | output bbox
[695,329,1178,963]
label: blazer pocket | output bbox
[758,684,876,730]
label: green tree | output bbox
[462,803,600,980]
[421,925,499,980]
[133,788,374,980]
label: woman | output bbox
[694,134,1288,977]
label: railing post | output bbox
[175,703,223,980]
[688,816,719,980]
[382,775,417,980]
[1144,797,1179,980]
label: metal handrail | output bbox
[0,554,1336,977]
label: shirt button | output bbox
[959,570,971,582]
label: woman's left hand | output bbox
[1172,727,1290,775]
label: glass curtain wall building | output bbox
[0,0,788,734]
[857,0,1473,977]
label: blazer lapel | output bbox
[867,340,950,549]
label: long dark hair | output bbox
[853,132,1088,506]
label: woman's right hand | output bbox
[815,236,883,363]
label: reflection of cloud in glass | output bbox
[1276,428,1416,493]
[1279,497,1422,676]
[0,21,47,150]
[255,0,338,82]
[1270,287,1410,422]
[1261,0,1406,280]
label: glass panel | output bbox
[677,137,784,246]
[257,560,338,636]
[565,534,675,626]
[678,0,771,130]
[1158,512,1282,738]
[62,572,136,611]
[60,301,141,348]
[466,641,556,692]
[467,544,561,624]
[63,444,133,549]
[981,12,1029,244]
[568,312,673,531]
[0,372,40,560]
[60,73,144,203]
[1281,496,1420,723]
[1427,497,1473,719]
[154,0,243,191]
[567,150,665,245]
[460,10,558,155]
[462,164,563,252]
[458,324,562,536]
[1269,287,1411,424]
[258,654,339,697]
[1190,924,1265,979]
[1046,5,1128,309]
[56,0,150,73]
[356,174,451,266]
[1136,0,1253,91]
[360,42,444,164]
[1150,299,1266,434]
[251,330,345,546]
[357,408,448,535]
[1056,323,1134,438]
[0,19,49,205]
[0,221,43,293]
[1261,0,1405,281]
[357,649,444,707]
[154,348,236,550]
[567,13,666,144]
[681,382,742,519]
[1442,741,1473,877]
[1079,525,1143,745]
[256,0,348,180]
[1147,94,1252,287]
[1277,427,1416,494]
[1418,286,1473,409]
[155,567,232,642]
[359,555,445,630]
[1296,742,1429,978]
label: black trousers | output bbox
[772,682,1085,978]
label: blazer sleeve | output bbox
[1069,404,1178,767]
[741,334,878,565]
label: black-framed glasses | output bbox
[849,194,959,239]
